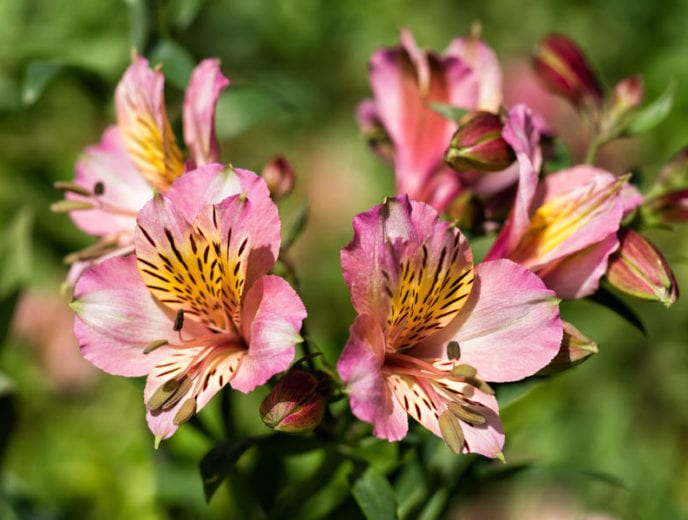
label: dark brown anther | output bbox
[173,309,184,331]
[94,181,105,196]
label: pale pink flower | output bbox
[71,165,306,443]
[485,105,642,299]
[358,28,502,211]
[60,56,229,284]
[337,196,562,457]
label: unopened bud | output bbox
[259,369,330,433]
[533,33,603,106]
[658,147,688,190]
[647,189,688,223]
[261,156,295,200]
[537,321,598,375]
[613,75,643,112]
[444,111,515,172]
[606,229,678,307]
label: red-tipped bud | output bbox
[444,111,516,172]
[537,321,598,375]
[658,147,688,190]
[606,229,678,307]
[259,370,331,433]
[648,189,688,223]
[533,33,603,106]
[261,156,295,200]
[613,75,644,112]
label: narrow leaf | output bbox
[199,438,253,502]
[351,467,398,520]
[428,102,468,122]
[588,285,646,335]
[624,81,675,136]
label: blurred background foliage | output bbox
[1,0,688,518]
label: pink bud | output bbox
[444,111,516,172]
[537,321,598,375]
[261,156,295,200]
[259,370,330,433]
[648,189,688,223]
[606,229,678,307]
[533,33,603,106]
[613,75,644,112]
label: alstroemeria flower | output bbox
[337,196,562,457]
[71,165,306,442]
[485,105,641,299]
[59,56,229,284]
[358,28,503,211]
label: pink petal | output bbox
[337,315,408,441]
[165,166,272,233]
[485,105,542,260]
[72,255,202,377]
[446,35,503,112]
[422,259,562,382]
[69,126,152,236]
[183,59,230,167]
[232,275,306,392]
[115,55,183,190]
[538,233,619,299]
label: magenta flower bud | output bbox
[261,156,295,200]
[613,75,644,112]
[533,33,603,106]
[444,111,516,172]
[648,189,688,223]
[259,370,330,433]
[606,229,678,307]
[658,147,688,190]
[537,322,598,375]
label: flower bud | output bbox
[647,188,688,223]
[444,111,516,172]
[658,147,688,190]
[261,156,295,200]
[612,75,643,112]
[606,229,678,307]
[537,321,598,375]
[533,34,603,106]
[259,369,330,433]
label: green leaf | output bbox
[0,207,33,298]
[149,39,196,91]
[215,86,290,139]
[168,0,207,30]
[624,81,675,136]
[199,438,254,502]
[0,372,16,465]
[351,467,398,520]
[496,377,546,412]
[428,102,468,122]
[22,61,109,105]
[282,201,309,251]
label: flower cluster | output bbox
[57,26,683,466]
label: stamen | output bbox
[173,309,185,331]
[447,402,487,426]
[447,341,461,360]
[173,398,197,425]
[53,181,91,197]
[147,375,192,411]
[450,364,476,378]
[50,200,94,212]
[143,339,168,354]
[438,410,465,454]
[94,181,105,196]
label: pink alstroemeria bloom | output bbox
[485,105,642,299]
[71,165,306,443]
[358,28,503,211]
[61,56,229,284]
[337,196,562,457]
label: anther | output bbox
[143,339,168,354]
[447,341,461,360]
[438,410,465,454]
[173,309,184,331]
[50,200,94,212]
[173,398,197,425]
[447,402,487,426]
[94,181,105,195]
[53,181,92,197]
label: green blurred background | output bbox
[1,0,688,518]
